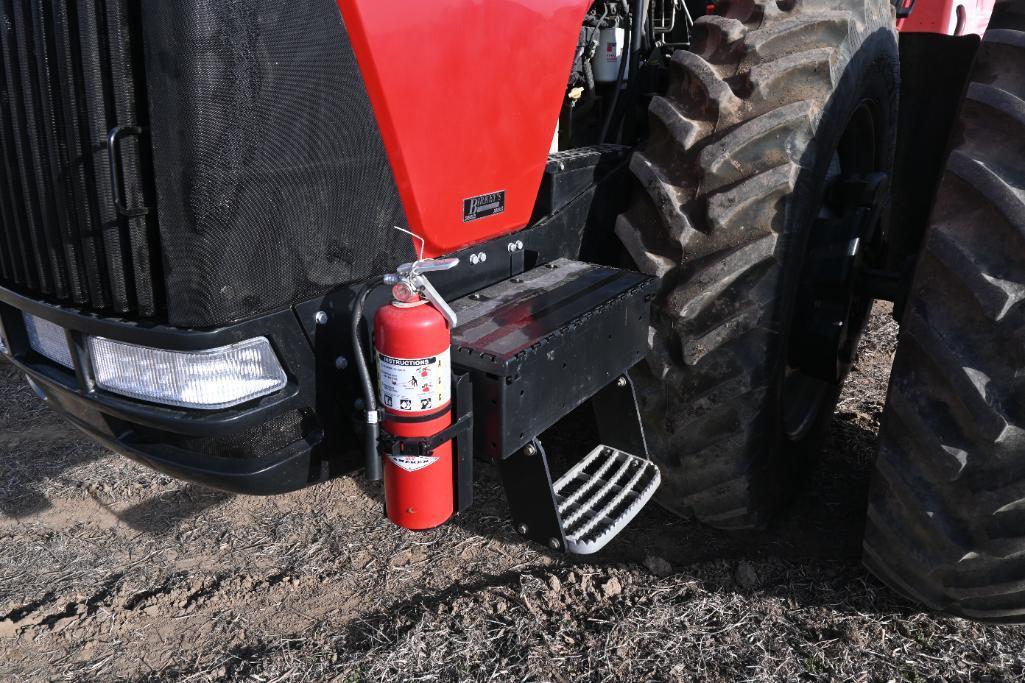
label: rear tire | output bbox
[617,0,899,529]
[863,10,1025,621]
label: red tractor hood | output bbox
[337,0,590,257]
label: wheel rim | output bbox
[782,100,886,441]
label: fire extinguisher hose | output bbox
[351,275,386,482]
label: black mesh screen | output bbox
[0,0,162,318]
[141,0,413,328]
[125,409,320,461]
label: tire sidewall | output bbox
[769,28,900,479]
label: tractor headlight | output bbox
[23,313,74,368]
[88,336,287,410]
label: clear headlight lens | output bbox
[23,313,74,368]
[88,336,287,410]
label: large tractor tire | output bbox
[617,0,899,529]
[863,6,1025,621]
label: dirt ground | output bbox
[1,303,1024,681]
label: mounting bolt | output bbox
[478,251,488,263]
[507,242,518,253]
[523,443,538,457]
[334,356,349,370]
[469,253,480,265]
[548,537,562,550]
[516,523,529,535]
[515,240,524,251]
[616,376,628,388]
[314,311,329,326]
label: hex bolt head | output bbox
[314,311,329,326]
[515,240,524,251]
[469,253,480,265]
[516,523,529,535]
[478,251,488,263]
[616,376,628,388]
[548,537,562,550]
[523,443,538,457]
[507,242,518,253]
[334,356,349,370]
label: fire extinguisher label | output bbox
[377,349,451,413]
[388,455,439,473]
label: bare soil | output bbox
[1,304,1023,681]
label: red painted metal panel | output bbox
[898,0,995,36]
[337,1,590,257]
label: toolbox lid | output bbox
[451,259,655,372]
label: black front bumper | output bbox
[0,150,634,495]
[0,286,355,495]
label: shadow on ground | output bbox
[418,400,882,570]
[1,351,879,573]
[115,486,234,535]
[0,363,106,519]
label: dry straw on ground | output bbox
[1,304,1023,681]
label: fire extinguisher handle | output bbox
[416,275,459,328]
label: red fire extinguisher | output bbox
[372,259,459,530]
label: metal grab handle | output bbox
[106,125,150,218]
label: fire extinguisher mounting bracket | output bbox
[379,411,473,458]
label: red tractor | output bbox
[0,0,1020,620]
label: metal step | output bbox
[552,445,661,555]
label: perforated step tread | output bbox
[553,445,661,555]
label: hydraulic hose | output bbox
[583,56,596,95]
[352,275,386,482]
[629,0,646,84]
[599,0,646,143]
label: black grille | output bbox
[0,0,162,318]
[142,0,413,328]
